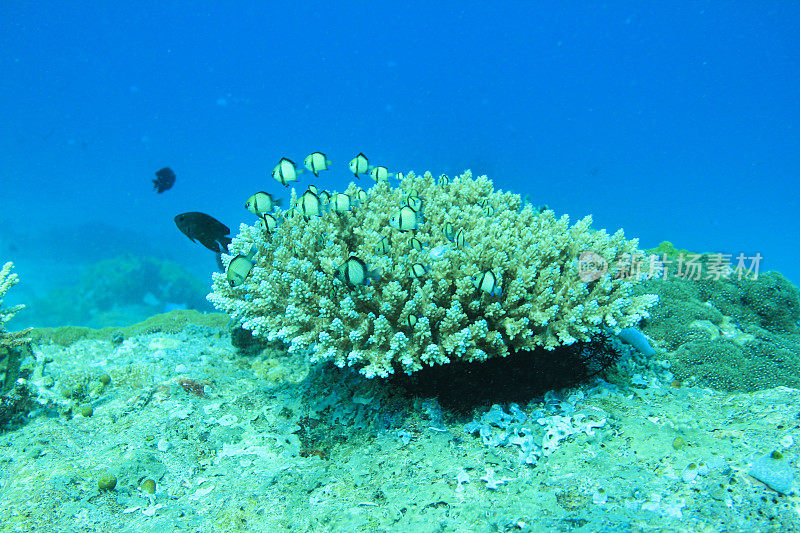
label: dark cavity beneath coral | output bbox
[390,335,621,415]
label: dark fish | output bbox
[153,167,176,193]
[174,212,231,253]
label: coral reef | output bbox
[27,254,213,328]
[209,171,659,377]
[635,270,800,392]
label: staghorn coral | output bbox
[0,261,30,349]
[209,171,658,378]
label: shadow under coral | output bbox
[389,336,621,416]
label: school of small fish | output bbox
[223,152,503,302]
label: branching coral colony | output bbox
[208,170,659,378]
[0,262,30,350]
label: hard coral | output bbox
[209,171,658,378]
[0,262,30,350]
[637,268,800,392]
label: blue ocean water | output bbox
[1,2,798,326]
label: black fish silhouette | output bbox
[153,167,176,193]
[174,212,231,253]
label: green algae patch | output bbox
[97,471,117,491]
[28,309,230,346]
[646,240,707,259]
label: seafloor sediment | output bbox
[0,315,798,532]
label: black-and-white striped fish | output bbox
[334,256,381,287]
[409,263,428,279]
[369,165,394,182]
[375,236,391,255]
[349,153,369,178]
[272,158,303,186]
[261,213,278,233]
[245,191,282,216]
[331,193,352,213]
[304,152,331,177]
[473,270,502,297]
[406,195,423,211]
[299,190,323,217]
[454,228,466,249]
[389,206,421,232]
[226,255,254,288]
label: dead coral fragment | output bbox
[179,377,209,397]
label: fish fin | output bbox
[369,266,382,282]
